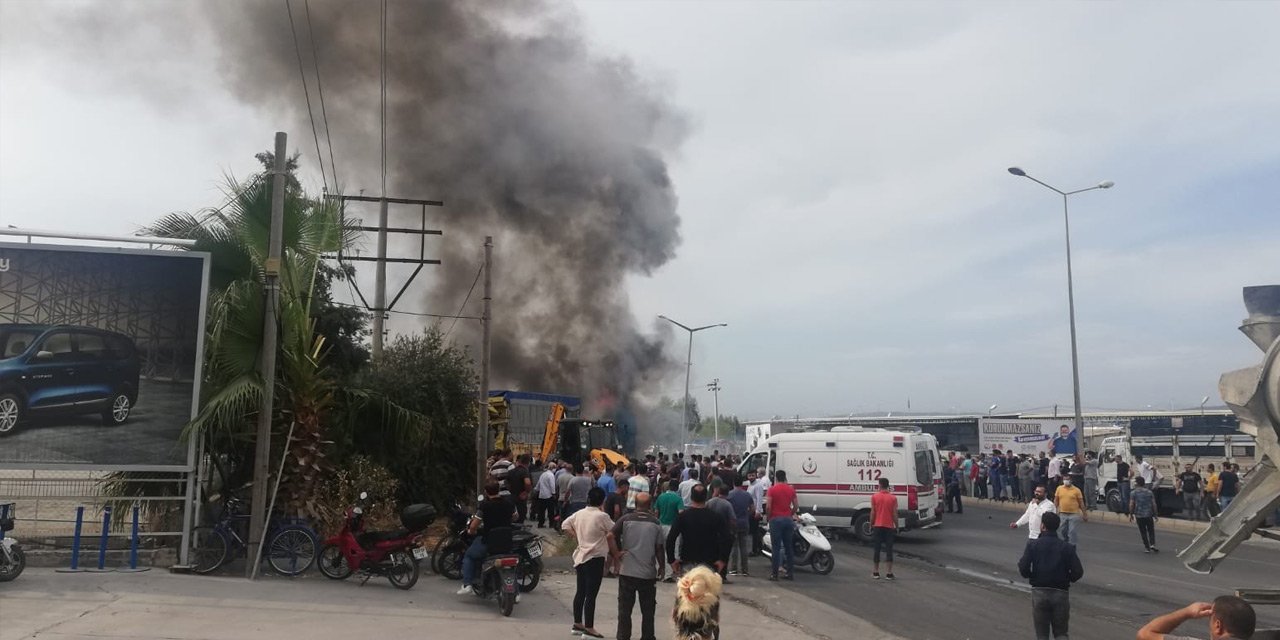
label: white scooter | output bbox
[761,511,834,575]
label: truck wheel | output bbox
[1106,488,1124,513]
[852,512,873,543]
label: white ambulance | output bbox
[738,427,942,541]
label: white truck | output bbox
[738,427,942,541]
[1095,430,1258,515]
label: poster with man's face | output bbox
[979,419,1077,457]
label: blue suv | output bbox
[0,324,141,436]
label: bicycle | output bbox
[189,497,317,576]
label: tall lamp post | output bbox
[1008,166,1113,455]
[658,315,727,448]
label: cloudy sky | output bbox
[2,1,1277,420]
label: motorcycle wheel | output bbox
[438,542,465,581]
[430,535,457,575]
[386,550,419,590]
[499,590,515,617]
[0,545,25,582]
[317,544,353,580]
[811,550,834,575]
[517,556,542,592]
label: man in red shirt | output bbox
[764,470,799,581]
[870,477,898,580]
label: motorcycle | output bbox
[762,511,835,575]
[0,502,24,582]
[467,527,522,617]
[434,503,543,593]
[318,492,435,590]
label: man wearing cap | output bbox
[727,478,756,577]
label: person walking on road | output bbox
[1011,484,1056,540]
[1137,596,1256,640]
[1116,455,1132,514]
[608,492,665,640]
[1053,475,1088,545]
[870,477,898,580]
[1018,512,1084,640]
[562,487,614,638]
[763,470,800,580]
[1129,476,1159,553]
[945,464,964,514]
[1176,463,1205,521]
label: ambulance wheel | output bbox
[852,512,873,542]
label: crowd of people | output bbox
[479,448,790,640]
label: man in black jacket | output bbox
[1018,512,1084,640]
[666,484,731,577]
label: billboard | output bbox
[979,418,1080,457]
[0,242,208,469]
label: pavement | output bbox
[776,502,1280,640]
[0,557,903,640]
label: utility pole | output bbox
[247,132,287,580]
[706,378,721,443]
[475,236,493,499]
[372,198,389,357]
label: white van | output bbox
[738,427,942,541]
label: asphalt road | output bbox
[770,503,1280,640]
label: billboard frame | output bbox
[0,240,211,473]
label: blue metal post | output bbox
[71,506,84,569]
[96,506,111,571]
[128,505,140,570]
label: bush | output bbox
[311,455,400,536]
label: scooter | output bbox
[0,502,24,582]
[467,527,521,617]
[762,511,834,575]
[435,503,544,593]
[318,492,435,590]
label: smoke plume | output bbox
[204,1,688,447]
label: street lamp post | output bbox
[988,404,999,417]
[707,378,722,442]
[1008,166,1113,455]
[658,315,727,448]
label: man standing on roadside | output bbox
[609,492,665,640]
[654,479,683,581]
[1129,476,1159,553]
[1176,463,1205,521]
[666,484,731,579]
[869,477,898,580]
[534,459,558,528]
[1116,455,1132,514]
[1011,484,1056,540]
[679,470,698,507]
[1018,512,1083,640]
[764,470,799,581]
[706,484,738,583]
[747,469,769,556]
[506,454,532,523]
[1053,474,1088,545]
[1019,455,1035,504]
[564,463,594,522]
[1137,597,1256,640]
[1082,453,1099,512]
[1046,454,1063,497]
[727,480,755,577]
[1217,463,1240,510]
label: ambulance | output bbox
[738,426,943,541]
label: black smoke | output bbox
[204,1,687,445]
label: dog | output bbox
[672,565,723,640]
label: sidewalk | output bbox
[968,497,1214,535]
[0,561,903,640]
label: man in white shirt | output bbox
[747,469,771,556]
[534,463,558,528]
[1137,455,1156,485]
[1010,485,1057,539]
[1046,455,1063,495]
[679,475,698,507]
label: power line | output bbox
[286,0,328,193]
[304,0,339,191]
[329,299,480,321]
[379,0,388,202]
[444,262,484,339]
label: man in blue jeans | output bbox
[764,470,799,580]
[458,482,516,595]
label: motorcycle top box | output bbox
[400,504,436,531]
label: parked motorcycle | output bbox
[466,526,521,617]
[762,511,834,575]
[434,504,543,592]
[0,503,24,582]
[318,492,435,590]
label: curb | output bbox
[973,499,1211,535]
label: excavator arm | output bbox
[539,403,566,464]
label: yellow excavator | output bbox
[539,405,630,470]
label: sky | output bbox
[1,1,1278,421]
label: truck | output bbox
[738,426,942,541]
[487,390,581,458]
[1094,415,1258,516]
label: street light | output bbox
[988,404,999,416]
[659,315,727,446]
[1200,395,1210,416]
[1008,167,1113,456]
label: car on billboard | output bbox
[0,324,140,435]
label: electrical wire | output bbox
[286,0,328,194]
[329,299,480,321]
[444,262,484,338]
[304,0,340,191]
[380,0,387,202]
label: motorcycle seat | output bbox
[358,529,410,546]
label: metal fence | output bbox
[0,469,190,543]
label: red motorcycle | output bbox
[318,492,435,590]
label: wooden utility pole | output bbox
[476,236,493,499]
[247,132,287,580]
